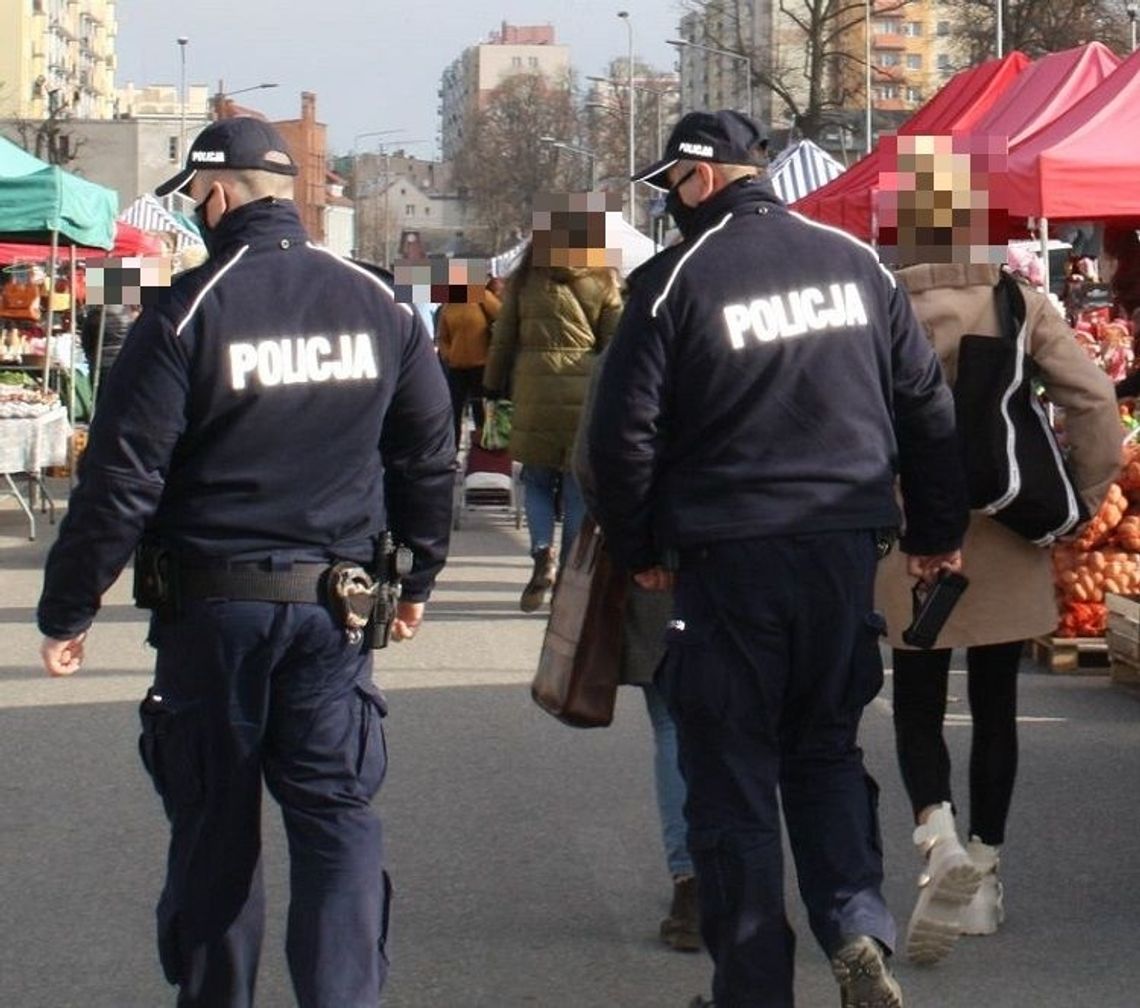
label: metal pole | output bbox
[745,57,752,119]
[382,148,391,268]
[620,12,635,227]
[996,0,1004,58]
[177,37,188,164]
[865,1,873,155]
[1039,217,1051,295]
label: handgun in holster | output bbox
[133,540,182,621]
[369,532,414,649]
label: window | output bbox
[906,86,923,103]
[906,53,922,70]
[903,21,923,36]
[937,53,952,70]
[168,136,178,161]
[405,204,415,215]
[528,56,538,68]
[937,21,950,36]
[873,18,901,34]
[875,84,900,100]
[424,206,431,216]
[511,56,522,68]
[878,51,901,67]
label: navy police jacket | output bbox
[38,198,454,639]
[587,179,967,571]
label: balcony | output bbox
[872,34,907,51]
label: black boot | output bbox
[660,874,701,952]
[520,546,556,613]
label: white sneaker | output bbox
[960,838,1004,936]
[904,802,983,965]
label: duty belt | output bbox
[179,562,328,603]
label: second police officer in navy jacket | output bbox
[37,118,454,1008]
[588,111,969,1008]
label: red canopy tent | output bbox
[0,220,165,265]
[792,52,1030,241]
[1004,47,1140,221]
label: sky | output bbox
[114,0,689,158]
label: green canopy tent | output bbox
[0,137,118,420]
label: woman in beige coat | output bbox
[875,261,1120,965]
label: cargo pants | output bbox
[657,530,897,1008]
[140,599,390,1008]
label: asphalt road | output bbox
[2,488,1139,1007]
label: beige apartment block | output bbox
[439,22,570,160]
[0,0,118,120]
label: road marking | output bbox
[871,696,1066,724]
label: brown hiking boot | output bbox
[660,874,701,952]
[520,546,556,612]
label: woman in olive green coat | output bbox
[484,243,623,612]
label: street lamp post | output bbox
[213,81,278,119]
[540,136,597,189]
[1128,2,1139,52]
[176,37,188,165]
[618,12,635,227]
[587,75,679,159]
[667,37,752,120]
[996,0,1004,58]
[865,2,873,155]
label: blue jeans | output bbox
[521,464,584,566]
[642,682,694,877]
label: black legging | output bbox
[891,641,1022,846]
[446,366,486,446]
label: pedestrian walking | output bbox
[436,266,501,446]
[573,347,699,953]
[587,110,971,1008]
[874,135,1121,966]
[484,195,622,612]
[36,117,454,1008]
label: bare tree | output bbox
[8,90,84,166]
[452,72,582,251]
[942,0,1132,65]
[683,0,909,140]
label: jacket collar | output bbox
[685,176,784,235]
[204,197,309,258]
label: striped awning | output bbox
[770,140,845,204]
[119,193,203,252]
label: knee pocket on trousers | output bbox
[354,681,389,799]
[138,690,205,809]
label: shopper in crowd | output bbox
[37,117,454,1008]
[436,265,502,446]
[79,302,140,402]
[572,349,699,954]
[588,110,969,1008]
[484,192,622,613]
[875,134,1121,966]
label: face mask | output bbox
[192,188,216,237]
[664,167,699,238]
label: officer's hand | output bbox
[391,601,424,642]
[906,550,963,585]
[633,566,675,592]
[41,633,86,677]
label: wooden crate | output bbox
[1028,635,1109,674]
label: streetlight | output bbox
[667,37,752,119]
[865,3,873,155]
[1128,2,1139,52]
[996,0,1004,58]
[176,37,188,166]
[212,81,278,118]
[587,75,679,159]
[618,11,635,226]
[539,135,597,189]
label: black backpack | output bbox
[952,271,1089,546]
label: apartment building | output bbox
[439,22,570,160]
[866,1,960,112]
[0,0,118,120]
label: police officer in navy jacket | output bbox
[587,111,969,1008]
[37,117,454,1008]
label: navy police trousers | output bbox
[139,600,390,1008]
[658,530,896,1008]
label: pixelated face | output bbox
[877,134,1008,266]
[85,256,173,306]
[531,191,623,270]
[392,257,491,303]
